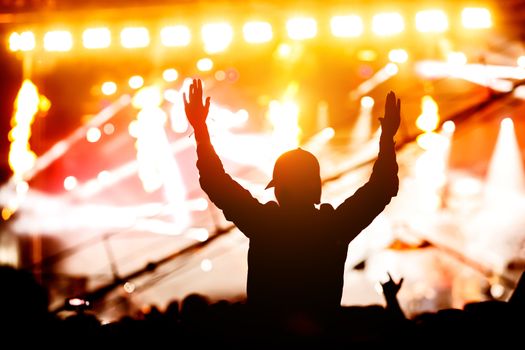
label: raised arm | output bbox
[381,272,406,320]
[335,91,400,242]
[184,79,265,236]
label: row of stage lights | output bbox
[8,7,492,53]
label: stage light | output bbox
[197,58,213,71]
[447,51,467,65]
[86,127,101,143]
[415,10,448,33]
[160,25,191,47]
[267,99,300,152]
[372,12,404,36]
[243,21,273,43]
[277,43,292,58]
[162,68,178,82]
[388,49,408,63]
[486,117,525,200]
[286,17,317,40]
[360,96,374,108]
[330,15,363,38]
[121,27,150,48]
[9,31,35,52]
[357,49,377,62]
[518,56,525,68]
[200,259,213,272]
[416,95,440,132]
[39,95,51,112]
[442,120,455,134]
[101,81,117,96]
[82,27,111,49]
[64,176,78,191]
[132,86,162,109]
[202,22,233,53]
[9,80,40,181]
[128,75,144,89]
[462,7,492,29]
[44,30,73,51]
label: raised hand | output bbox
[381,272,404,298]
[379,91,401,138]
[183,79,211,130]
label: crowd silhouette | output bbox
[1,81,523,346]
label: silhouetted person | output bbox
[184,79,400,314]
[381,272,405,320]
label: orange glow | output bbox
[202,22,233,53]
[197,58,213,71]
[121,27,150,48]
[416,95,440,132]
[330,15,363,38]
[128,75,144,89]
[462,7,492,29]
[415,10,448,33]
[9,31,35,52]
[372,12,404,36]
[9,80,40,181]
[388,49,408,63]
[286,17,317,40]
[101,81,117,96]
[161,25,191,47]
[44,30,73,51]
[162,68,179,82]
[82,27,111,49]
[243,21,273,43]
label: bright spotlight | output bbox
[160,25,191,47]
[372,12,404,36]
[132,86,162,109]
[121,27,150,48]
[101,81,117,96]
[462,7,492,29]
[330,15,363,38]
[360,96,374,108]
[286,17,317,40]
[442,120,455,134]
[202,22,233,54]
[197,58,213,72]
[162,68,179,82]
[243,21,273,43]
[86,127,101,143]
[64,176,78,191]
[82,27,111,49]
[415,10,448,33]
[44,30,73,51]
[128,75,144,89]
[9,31,35,52]
[388,49,408,63]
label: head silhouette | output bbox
[266,148,321,207]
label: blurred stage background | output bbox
[0,0,524,321]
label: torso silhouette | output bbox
[196,136,398,312]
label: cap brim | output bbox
[265,179,275,190]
